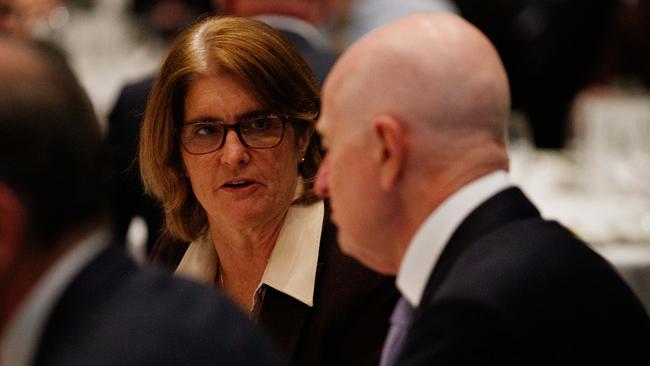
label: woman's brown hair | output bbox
[139,16,321,242]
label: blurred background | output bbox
[2,0,649,311]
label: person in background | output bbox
[321,0,457,52]
[589,0,650,89]
[0,0,22,34]
[130,0,215,42]
[140,16,398,366]
[0,36,282,366]
[451,0,619,148]
[106,0,215,255]
[214,0,336,84]
[0,0,65,39]
[314,12,650,366]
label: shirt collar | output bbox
[1,227,110,366]
[396,171,511,307]
[176,200,324,308]
[260,200,323,306]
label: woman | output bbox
[139,16,398,366]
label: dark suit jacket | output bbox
[150,207,399,366]
[275,26,336,85]
[398,187,650,365]
[33,245,282,366]
[451,0,619,148]
[107,77,164,253]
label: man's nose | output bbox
[314,156,330,198]
[220,130,250,167]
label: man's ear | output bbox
[372,115,405,191]
[0,184,25,274]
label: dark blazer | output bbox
[106,77,164,253]
[274,25,336,85]
[451,0,619,148]
[398,187,650,365]
[150,207,399,366]
[33,245,282,366]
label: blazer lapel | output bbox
[255,207,331,362]
[257,285,312,361]
[418,187,540,310]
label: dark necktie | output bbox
[380,296,415,366]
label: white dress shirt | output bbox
[175,200,324,312]
[396,171,511,307]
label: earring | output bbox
[298,157,306,176]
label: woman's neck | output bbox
[208,212,286,311]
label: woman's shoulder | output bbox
[148,230,190,273]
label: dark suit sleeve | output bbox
[33,246,285,366]
[106,78,164,252]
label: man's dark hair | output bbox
[0,37,110,246]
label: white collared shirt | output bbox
[396,171,511,307]
[1,227,110,366]
[175,200,324,312]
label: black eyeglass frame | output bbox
[178,113,293,155]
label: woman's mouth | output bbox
[224,180,254,188]
[221,179,259,192]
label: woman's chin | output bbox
[213,202,285,228]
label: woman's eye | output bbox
[249,118,271,130]
[195,124,220,136]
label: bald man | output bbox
[314,13,650,366]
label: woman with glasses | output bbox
[138,16,397,366]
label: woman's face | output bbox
[181,74,309,229]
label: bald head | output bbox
[323,13,510,152]
[315,14,512,272]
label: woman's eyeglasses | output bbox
[179,114,288,155]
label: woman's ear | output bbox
[372,115,405,191]
[298,123,315,158]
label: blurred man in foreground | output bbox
[0,36,281,366]
[315,12,650,366]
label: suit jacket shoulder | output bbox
[400,187,650,366]
[34,245,281,366]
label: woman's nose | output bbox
[314,157,330,198]
[220,129,250,167]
